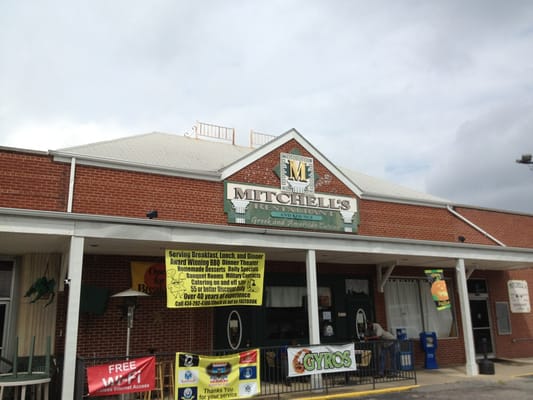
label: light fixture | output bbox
[146,210,158,219]
[112,289,149,358]
[458,235,466,243]
[516,154,532,164]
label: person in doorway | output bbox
[365,320,397,377]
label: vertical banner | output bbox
[286,343,356,377]
[508,280,531,313]
[165,250,265,308]
[86,356,155,397]
[175,349,260,400]
[131,261,166,295]
[425,269,451,310]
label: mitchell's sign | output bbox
[224,152,359,232]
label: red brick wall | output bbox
[229,140,354,196]
[55,255,213,358]
[71,165,227,223]
[456,207,533,248]
[359,200,495,245]
[0,150,69,211]
[471,269,533,359]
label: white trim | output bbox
[220,129,364,197]
[377,262,396,293]
[2,208,533,267]
[51,153,221,181]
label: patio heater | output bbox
[112,288,149,358]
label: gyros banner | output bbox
[287,343,357,377]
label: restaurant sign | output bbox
[224,152,359,232]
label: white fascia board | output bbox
[3,208,533,266]
[51,152,221,181]
[220,129,364,197]
[361,193,450,208]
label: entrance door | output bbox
[469,298,494,356]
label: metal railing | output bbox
[74,341,416,399]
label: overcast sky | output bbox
[1,1,533,214]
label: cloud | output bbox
[1,0,533,213]
[426,100,533,213]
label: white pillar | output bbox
[455,258,478,376]
[305,249,323,390]
[61,236,85,399]
[305,249,320,345]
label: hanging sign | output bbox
[86,356,155,397]
[131,261,166,296]
[165,250,265,308]
[176,349,260,399]
[508,280,531,313]
[287,343,357,377]
[424,269,451,311]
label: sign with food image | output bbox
[425,269,451,311]
[286,344,356,377]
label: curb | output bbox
[293,384,420,399]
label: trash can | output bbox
[419,331,438,369]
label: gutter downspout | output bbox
[67,157,76,213]
[447,205,506,247]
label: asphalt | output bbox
[292,358,533,399]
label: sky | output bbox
[2,1,533,214]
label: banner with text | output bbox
[425,269,451,311]
[165,250,265,308]
[131,261,166,296]
[175,349,260,400]
[287,343,357,377]
[86,356,155,397]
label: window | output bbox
[495,302,512,335]
[264,286,331,341]
[384,278,457,339]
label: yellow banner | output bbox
[165,250,265,308]
[175,349,261,400]
[131,261,166,296]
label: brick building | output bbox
[1,126,533,398]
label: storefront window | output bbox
[384,278,457,339]
[264,286,332,342]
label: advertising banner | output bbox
[86,356,155,397]
[165,250,265,308]
[508,280,531,313]
[424,269,451,311]
[286,343,357,377]
[175,349,260,400]
[131,261,166,296]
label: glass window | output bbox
[0,261,13,298]
[385,278,457,339]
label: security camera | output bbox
[64,278,71,286]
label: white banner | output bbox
[286,343,357,377]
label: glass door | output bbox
[469,298,494,356]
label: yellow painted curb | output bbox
[292,384,420,399]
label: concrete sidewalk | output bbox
[416,357,533,386]
[293,358,533,399]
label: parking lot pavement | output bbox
[351,377,533,399]
[293,358,533,400]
